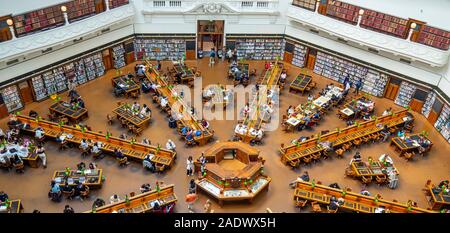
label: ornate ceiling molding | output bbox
[0,5,135,62]
[287,6,449,67]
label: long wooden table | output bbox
[425,184,450,211]
[145,61,213,146]
[112,104,151,130]
[52,168,103,189]
[390,133,433,156]
[289,74,312,94]
[85,184,177,213]
[173,61,195,83]
[0,200,23,213]
[338,95,374,120]
[294,181,434,213]
[349,161,399,185]
[280,109,414,168]
[112,76,140,98]
[15,115,176,167]
[236,63,282,143]
[0,143,40,168]
[49,101,88,123]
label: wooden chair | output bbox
[362,136,371,144]
[295,198,308,209]
[352,138,362,147]
[389,127,398,134]
[321,150,330,160]
[92,150,102,160]
[345,167,356,177]
[343,142,352,151]
[335,148,346,158]
[302,156,312,165]
[130,91,139,99]
[117,157,129,167]
[80,147,90,157]
[327,206,338,213]
[311,202,322,213]
[404,123,414,133]
[422,180,432,196]
[312,153,321,162]
[107,114,114,125]
[133,127,144,136]
[375,175,387,185]
[80,186,90,200]
[361,176,373,184]
[404,151,415,161]
[59,140,69,151]
[14,162,25,173]
[120,119,128,128]
[129,192,136,197]
[289,159,300,169]
[62,189,74,199]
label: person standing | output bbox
[232,48,238,62]
[35,145,47,168]
[227,48,232,63]
[186,156,194,176]
[204,199,213,213]
[354,78,362,95]
[185,192,198,211]
[157,60,162,71]
[209,48,216,67]
[221,47,226,62]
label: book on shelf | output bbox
[0,85,23,112]
[291,44,307,68]
[31,75,48,101]
[394,81,417,107]
[421,91,436,118]
[93,53,105,77]
[112,44,126,69]
[84,55,97,81]
[134,38,186,61]
[42,71,58,95]
[235,38,285,60]
[75,59,88,84]
[434,104,450,141]
[292,0,316,11]
[53,67,68,92]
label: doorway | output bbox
[197,20,224,58]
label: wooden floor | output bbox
[1,59,449,213]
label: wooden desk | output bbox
[338,96,374,120]
[112,76,140,98]
[52,168,103,189]
[85,184,177,213]
[49,101,88,123]
[426,186,450,211]
[151,152,176,172]
[289,74,312,94]
[173,62,195,83]
[145,62,214,146]
[349,161,399,185]
[228,63,249,79]
[236,64,282,143]
[390,133,433,156]
[112,104,151,130]
[280,109,414,168]
[0,144,40,168]
[0,200,23,213]
[16,115,176,165]
[294,181,434,213]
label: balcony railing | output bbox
[0,4,134,62]
[287,5,449,67]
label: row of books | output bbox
[292,0,316,11]
[313,51,388,97]
[394,81,417,107]
[30,52,105,101]
[134,38,186,61]
[235,38,285,60]
[434,104,450,142]
[0,85,23,113]
[291,44,308,68]
[112,44,126,69]
[421,91,437,118]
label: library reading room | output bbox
[1,0,450,216]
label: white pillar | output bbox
[6,19,16,39]
[357,9,364,27]
[407,23,416,41]
[315,0,320,13]
[63,12,69,25]
[105,0,110,11]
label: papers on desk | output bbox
[286,117,301,126]
[403,117,411,122]
[341,108,354,116]
[55,177,63,183]
[68,178,74,185]
[313,96,331,107]
[149,200,161,208]
[84,169,92,175]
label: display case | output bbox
[112,44,126,69]
[235,38,285,60]
[63,62,76,83]
[66,0,97,22]
[53,67,67,92]
[360,9,408,38]
[326,0,360,25]
[74,59,88,84]
[422,91,437,118]
[134,38,186,61]
[0,85,23,113]
[42,70,58,95]
[417,25,450,50]
[31,75,48,101]
[292,44,308,68]
[292,0,317,11]
[434,104,450,142]
[12,4,65,36]
[394,81,417,108]
[364,69,388,97]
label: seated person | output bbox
[91,142,102,154]
[280,72,287,84]
[79,139,89,151]
[142,138,151,145]
[160,97,169,108]
[75,181,88,200]
[49,181,62,202]
[380,125,390,142]
[181,126,190,136]
[329,196,339,210]
[89,162,97,169]
[77,162,86,171]
[397,130,406,138]
[35,127,45,139]
[141,81,152,93]
[114,86,126,97]
[140,183,152,193]
[185,131,194,142]
[143,154,155,172]
[362,112,372,121]
[201,120,210,129]
[0,191,9,203]
[360,188,371,196]
[29,110,38,118]
[110,194,121,204]
[61,182,75,199]
[92,198,106,209]
[349,152,362,164]
[131,102,140,112]
[382,107,392,116]
[140,104,152,117]
[166,139,176,151]
[119,133,127,140]
[77,97,85,108]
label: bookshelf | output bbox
[75,59,88,84]
[292,44,308,68]
[63,62,76,83]
[93,53,105,77]
[326,0,360,25]
[421,91,436,118]
[42,70,58,95]
[235,38,285,60]
[434,104,450,142]
[31,75,48,101]
[313,51,388,97]
[134,38,186,61]
[112,44,126,69]
[360,9,408,38]
[1,85,23,113]
[12,4,65,36]
[109,0,129,9]
[53,67,68,92]
[292,0,316,11]
[66,0,96,22]
[417,25,450,50]
[84,55,97,80]
[394,81,417,107]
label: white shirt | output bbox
[160,98,168,108]
[280,73,287,80]
[132,104,140,112]
[288,108,295,116]
[110,196,121,204]
[186,160,194,170]
[80,141,89,150]
[166,140,176,150]
[35,129,44,138]
[235,125,242,134]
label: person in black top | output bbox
[353,152,362,161]
[157,60,162,71]
[329,196,339,210]
[300,171,310,182]
[0,191,8,203]
[32,210,41,213]
[380,125,390,142]
[63,205,75,213]
[115,149,125,159]
[439,180,449,189]
[92,198,106,209]
[28,110,38,118]
[77,97,85,108]
[140,183,152,193]
[77,162,86,171]
[175,72,182,84]
[189,179,196,194]
[168,116,177,128]
[61,182,75,200]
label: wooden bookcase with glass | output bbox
[134,38,186,61]
[0,85,24,113]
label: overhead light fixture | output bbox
[6,19,13,26]
[61,5,67,12]
[410,23,417,29]
[359,9,365,15]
